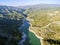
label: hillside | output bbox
[18,4,60,9]
[27,6,60,45]
[0,5,25,45]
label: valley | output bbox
[0,4,60,45]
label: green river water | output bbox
[29,32,41,45]
[20,19,41,45]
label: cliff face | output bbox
[28,9,60,45]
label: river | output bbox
[18,18,41,45]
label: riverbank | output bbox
[18,32,27,45]
[18,17,41,45]
[18,18,27,45]
[26,18,43,45]
[29,27,43,45]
